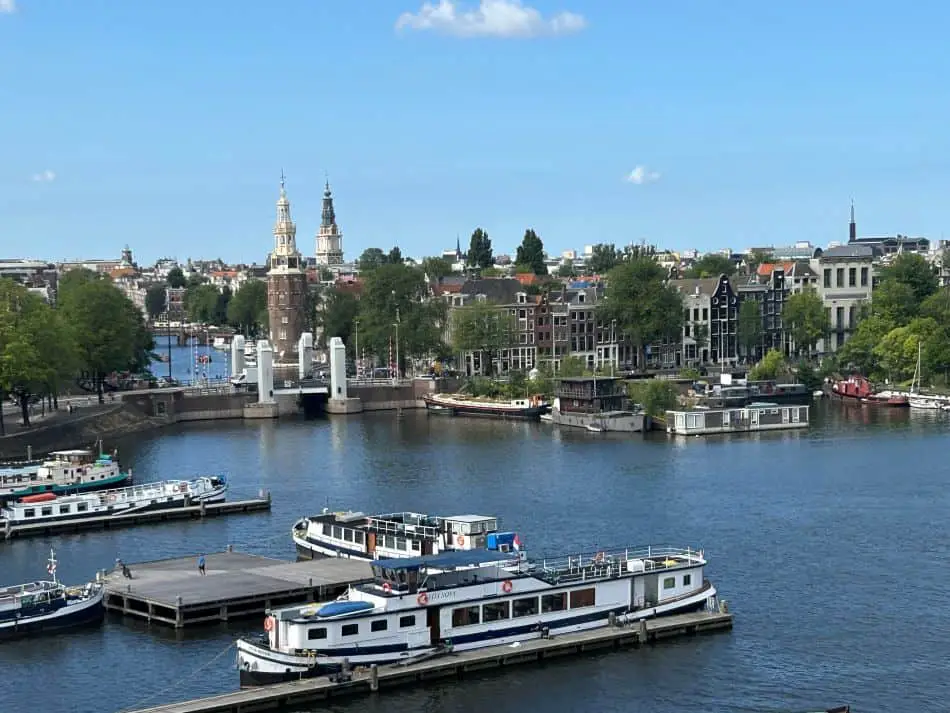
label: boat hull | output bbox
[0,588,104,640]
[236,586,715,687]
[423,396,544,421]
[292,532,370,561]
[0,472,132,503]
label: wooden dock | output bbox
[104,551,373,628]
[1,496,272,540]
[126,609,733,713]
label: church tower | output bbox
[267,173,307,363]
[314,180,344,266]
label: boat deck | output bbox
[103,551,374,628]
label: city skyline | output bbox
[2,0,949,263]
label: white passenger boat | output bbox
[293,510,521,562]
[0,548,104,639]
[0,476,227,526]
[236,544,718,686]
[0,446,131,503]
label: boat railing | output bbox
[532,546,704,585]
[367,515,441,539]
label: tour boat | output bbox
[236,544,718,686]
[422,393,547,421]
[0,548,104,639]
[293,509,522,562]
[0,446,132,503]
[830,375,909,407]
[0,476,228,526]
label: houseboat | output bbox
[0,548,104,639]
[422,393,546,420]
[0,447,131,503]
[0,476,227,526]
[665,402,809,436]
[293,510,521,562]
[830,375,909,407]
[549,377,645,433]
[236,544,718,686]
[699,381,809,408]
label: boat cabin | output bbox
[369,550,520,596]
[556,377,627,414]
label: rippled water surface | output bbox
[2,401,948,713]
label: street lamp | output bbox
[353,317,360,380]
[393,308,401,384]
[610,319,617,377]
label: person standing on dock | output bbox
[198,554,206,575]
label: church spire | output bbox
[849,199,857,242]
[315,175,344,266]
[272,172,298,258]
[321,179,336,228]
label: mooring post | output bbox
[370,664,379,691]
[638,618,648,644]
[608,612,616,627]
[227,543,233,553]
[3,519,10,541]
[26,445,32,461]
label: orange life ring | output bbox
[501,580,513,594]
[456,534,465,546]
[594,551,606,563]
[263,615,274,632]
[417,591,429,606]
[382,582,392,594]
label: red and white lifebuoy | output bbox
[382,582,392,594]
[263,615,275,632]
[501,580,513,594]
[456,534,465,546]
[417,591,429,606]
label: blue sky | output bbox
[1,0,949,264]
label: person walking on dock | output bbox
[198,554,206,575]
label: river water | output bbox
[2,400,948,713]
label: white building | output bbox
[314,182,344,266]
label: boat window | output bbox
[322,523,331,536]
[542,592,568,613]
[399,615,416,628]
[341,623,359,637]
[77,503,88,512]
[570,588,596,608]
[41,506,53,516]
[354,531,365,545]
[683,574,692,586]
[59,505,70,514]
[384,535,395,549]
[396,537,407,551]
[333,526,343,539]
[343,529,354,543]
[512,597,539,618]
[451,606,480,627]
[663,577,676,589]
[371,620,388,632]
[24,508,35,518]
[482,601,510,622]
[308,627,327,640]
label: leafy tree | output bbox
[684,254,735,279]
[872,317,950,384]
[784,291,830,357]
[466,228,493,270]
[186,273,207,289]
[319,268,334,282]
[421,256,454,281]
[557,260,576,278]
[587,243,620,275]
[749,348,786,381]
[627,380,679,418]
[737,300,762,360]
[358,247,387,272]
[319,287,360,350]
[871,279,916,325]
[57,268,106,297]
[836,314,892,376]
[598,257,683,370]
[795,361,823,392]
[451,300,517,375]
[166,266,187,288]
[227,280,268,336]
[388,246,403,265]
[515,229,547,276]
[184,284,223,324]
[879,253,938,304]
[920,287,950,323]
[556,355,587,377]
[145,284,168,319]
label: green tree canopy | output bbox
[388,246,403,265]
[879,253,938,304]
[871,279,916,325]
[227,280,268,336]
[557,260,576,278]
[319,287,360,350]
[749,348,786,381]
[166,266,187,288]
[683,254,735,279]
[185,284,226,324]
[737,299,762,359]
[836,314,892,376]
[467,228,493,269]
[145,284,167,319]
[421,256,454,281]
[598,257,683,369]
[627,380,679,418]
[358,248,387,272]
[784,290,830,356]
[515,229,546,276]
[587,243,620,275]
[451,300,516,376]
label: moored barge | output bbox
[830,375,908,407]
[665,402,809,436]
[0,446,131,503]
[422,393,546,420]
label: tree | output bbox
[388,246,403,265]
[57,268,106,296]
[184,284,222,324]
[557,260,576,278]
[451,301,517,375]
[784,291,830,357]
[598,257,683,370]
[186,273,207,289]
[684,254,735,279]
[358,248,387,272]
[737,300,762,360]
[319,268,334,282]
[627,380,679,418]
[166,267,187,288]
[836,314,892,376]
[880,253,938,305]
[319,287,360,350]
[588,243,620,275]
[515,229,547,276]
[920,287,950,324]
[227,280,268,336]
[145,284,168,319]
[749,348,786,381]
[872,279,916,325]
[421,257,454,281]
[466,228,493,269]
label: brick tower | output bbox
[267,173,307,364]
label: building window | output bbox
[848,267,856,287]
[451,606,480,627]
[823,269,831,288]
[836,268,844,287]
[371,620,388,632]
[341,623,359,637]
[541,592,568,612]
[570,588,596,608]
[399,615,416,628]
[279,329,287,340]
[683,574,692,586]
[836,306,844,327]
[281,316,289,324]
[663,577,676,589]
[860,267,869,286]
[308,627,327,640]
[482,601,510,622]
[512,597,539,617]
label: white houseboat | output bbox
[0,476,227,526]
[0,548,104,639]
[0,447,131,503]
[236,544,717,686]
[665,402,810,436]
[293,510,520,561]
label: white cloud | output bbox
[0,0,16,14]
[32,170,56,183]
[625,166,660,185]
[395,0,586,39]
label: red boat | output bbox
[830,375,909,407]
[18,492,58,504]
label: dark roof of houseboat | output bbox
[370,549,518,571]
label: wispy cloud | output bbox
[0,0,16,15]
[395,0,586,39]
[625,166,660,185]
[32,170,56,183]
